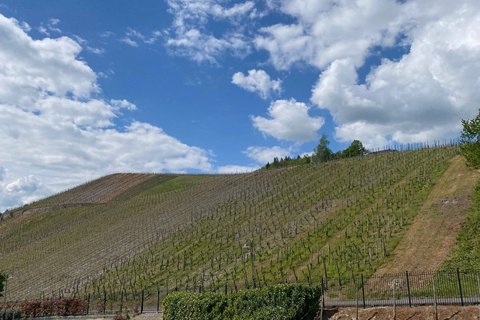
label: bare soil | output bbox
[373,156,480,275]
[326,305,480,320]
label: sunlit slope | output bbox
[0,147,459,299]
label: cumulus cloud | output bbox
[232,69,281,99]
[244,146,291,164]
[310,1,480,147]
[251,0,480,147]
[0,14,212,211]
[252,99,324,142]
[165,0,255,62]
[255,0,402,70]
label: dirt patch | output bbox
[325,305,480,320]
[373,156,480,276]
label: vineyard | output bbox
[0,145,477,306]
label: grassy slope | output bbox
[0,147,464,300]
[442,178,480,270]
[373,156,480,274]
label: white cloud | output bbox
[217,165,258,174]
[252,99,324,142]
[121,28,162,47]
[5,176,41,193]
[244,146,291,164]
[211,2,255,19]
[255,0,402,70]
[37,17,62,36]
[167,28,249,63]
[165,0,254,62]
[110,99,137,111]
[0,14,213,211]
[232,69,281,99]
[311,1,480,147]
[121,37,139,47]
[72,35,105,55]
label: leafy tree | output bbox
[342,140,367,158]
[460,109,480,168]
[313,135,333,163]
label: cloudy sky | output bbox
[0,0,479,211]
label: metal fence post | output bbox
[405,271,412,307]
[86,294,90,315]
[140,290,144,314]
[120,290,124,313]
[103,290,107,314]
[457,268,464,306]
[361,274,366,308]
[432,277,438,320]
[156,288,160,313]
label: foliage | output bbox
[338,140,367,158]
[313,135,333,163]
[162,284,321,320]
[460,109,480,168]
[265,155,311,169]
[265,138,367,169]
[19,298,88,317]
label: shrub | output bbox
[162,284,321,320]
[20,298,88,317]
[460,109,480,168]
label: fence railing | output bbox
[323,269,480,307]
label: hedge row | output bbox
[162,284,322,320]
[1,298,87,318]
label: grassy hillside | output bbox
[442,179,480,270]
[0,146,469,301]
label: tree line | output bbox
[265,136,367,169]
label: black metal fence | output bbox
[323,269,480,307]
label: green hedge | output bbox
[162,284,322,320]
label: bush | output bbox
[20,298,88,317]
[460,109,480,168]
[162,284,322,320]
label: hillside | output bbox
[1,146,478,302]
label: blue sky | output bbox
[0,0,479,210]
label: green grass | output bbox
[442,181,480,271]
[143,175,206,196]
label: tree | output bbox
[460,109,480,168]
[342,140,367,158]
[313,135,333,163]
